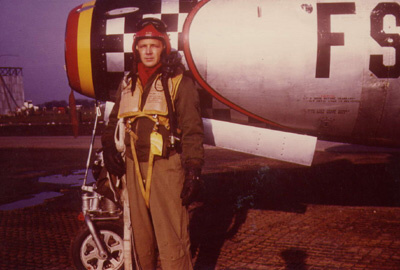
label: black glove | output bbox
[102,144,125,178]
[180,167,203,206]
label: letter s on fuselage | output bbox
[65,0,400,147]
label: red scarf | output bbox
[138,62,161,86]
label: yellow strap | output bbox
[126,114,170,130]
[145,153,154,205]
[129,131,154,208]
[126,113,155,123]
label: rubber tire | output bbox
[71,222,125,270]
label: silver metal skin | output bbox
[186,0,400,145]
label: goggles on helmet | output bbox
[136,18,167,33]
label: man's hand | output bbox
[181,167,203,206]
[102,144,125,178]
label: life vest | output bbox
[118,73,183,120]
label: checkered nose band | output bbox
[65,0,199,101]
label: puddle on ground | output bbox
[38,170,95,187]
[0,192,63,211]
[0,170,96,211]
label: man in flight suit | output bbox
[101,18,204,270]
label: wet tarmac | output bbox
[1,136,400,269]
[0,170,95,211]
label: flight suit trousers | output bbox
[125,154,193,270]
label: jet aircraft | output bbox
[65,0,400,166]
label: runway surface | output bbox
[1,136,400,269]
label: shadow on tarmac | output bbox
[190,153,400,269]
[281,248,308,270]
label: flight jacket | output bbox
[101,70,204,170]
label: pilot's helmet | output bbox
[132,18,171,58]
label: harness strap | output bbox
[127,114,170,130]
[128,130,155,208]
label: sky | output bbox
[0,0,90,105]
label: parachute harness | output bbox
[124,51,183,208]
[126,114,166,208]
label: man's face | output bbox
[136,38,164,68]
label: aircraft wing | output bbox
[203,118,317,166]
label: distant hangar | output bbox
[0,67,24,115]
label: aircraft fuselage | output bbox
[65,0,400,147]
